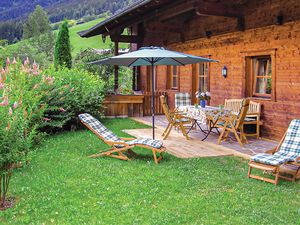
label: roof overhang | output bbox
[79,0,170,38]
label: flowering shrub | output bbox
[41,66,104,132]
[0,58,46,208]
[0,58,104,208]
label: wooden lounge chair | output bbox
[217,98,250,146]
[225,99,262,138]
[79,113,166,164]
[248,119,300,185]
[160,95,192,140]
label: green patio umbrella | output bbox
[91,46,218,139]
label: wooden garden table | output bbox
[178,106,233,141]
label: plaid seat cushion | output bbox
[126,138,163,149]
[244,117,256,122]
[251,153,296,166]
[251,119,300,165]
[79,113,163,149]
[175,93,191,108]
[175,118,190,123]
[78,113,122,142]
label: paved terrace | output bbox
[124,116,278,159]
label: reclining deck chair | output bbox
[79,113,166,164]
[160,95,192,140]
[216,98,250,146]
[248,119,300,185]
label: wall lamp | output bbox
[222,66,228,78]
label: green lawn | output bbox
[0,118,299,224]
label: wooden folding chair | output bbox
[248,119,300,185]
[79,113,166,164]
[217,98,250,146]
[160,95,192,140]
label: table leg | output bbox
[201,120,218,141]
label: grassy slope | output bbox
[0,118,299,224]
[68,18,110,56]
[4,17,128,58]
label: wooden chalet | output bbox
[79,0,300,139]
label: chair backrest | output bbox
[78,113,122,144]
[225,99,260,116]
[235,98,250,128]
[160,95,173,123]
[175,92,191,108]
[277,119,300,156]
[224,99,243,114]
[248,101,261,116]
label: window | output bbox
[198,63,209,92]
[252,57,272,97]
[243,49,276,101]
[172,66,179,89]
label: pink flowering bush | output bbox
[0,58,46,208]
[0,58,104,208]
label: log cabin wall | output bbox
[139,0,300,139]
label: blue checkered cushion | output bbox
[79,113,163,149]
[175,93,191,108]
[79,113,122,142]
[126,138,163,149]
[175,118,190,123]
[251,119,300,166]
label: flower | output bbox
[0,96,9,106]
[1,68,5,75]
[8,107,13,116]
[43,117,51,122]
[59,107,66,112]
[0,83,4,89]
[195,91,211,101]
[13,101,18,109]
[6,57,10,65]
[24,57,30,65]
[12,57,17,64]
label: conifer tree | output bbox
[54,21,72,69]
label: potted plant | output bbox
[195,91,211,108]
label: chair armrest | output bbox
[265,148,278,154]
[121,137,135,141]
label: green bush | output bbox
[41,66,105,132]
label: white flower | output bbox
[205,91,211,96]
[200,92,205,97]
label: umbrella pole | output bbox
[151,64,155,139]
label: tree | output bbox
[23,5,52,39]
[54,21,72,69]
[22,5,55,63]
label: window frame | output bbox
[197,62,210,93]
[242,48,277,101]
[171,65,179,90]
[252,56,272,98]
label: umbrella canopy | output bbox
[91,46,218,139]
[91,46,218,66]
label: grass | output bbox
[4,17,128,58]
[0,118,299,224]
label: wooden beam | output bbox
[114,42,119,91]
[195,0,244,18]
[110,35,142,43]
